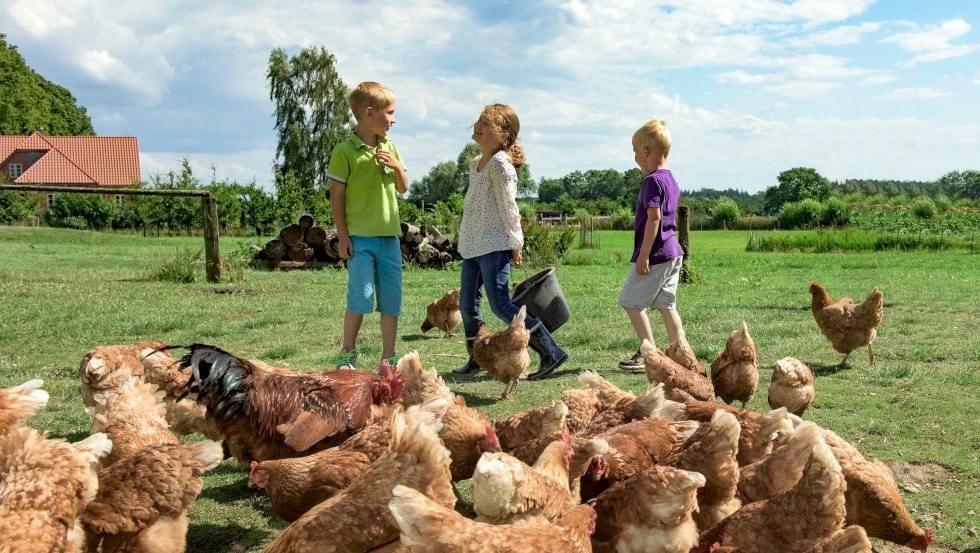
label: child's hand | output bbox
[636,259,651,275]
[511,249,523,265]
[338,235,354,259]
[375,151,401,171]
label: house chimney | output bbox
[38,127,44,134]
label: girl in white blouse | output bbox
[453,104,567,380]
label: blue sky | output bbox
[5,0,979,193]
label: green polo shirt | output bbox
[326,135,403,237]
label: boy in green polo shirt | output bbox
[327,81,409,369]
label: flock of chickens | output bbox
[0,280,931,553]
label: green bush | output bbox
[0,191,39,223]
[778,198,825,229]
[149,247,202,283]
[821,197,851,227]
[45,193,117,229]
[521,219,576,267]
[912,198,937,219]
[710,198,741,228]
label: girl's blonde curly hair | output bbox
[478,103,525,168]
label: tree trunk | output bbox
[264,238,286,260]
[280,224,305,247]
[298,214,315,229]
[305,225,327,246]
[288,242,314,262]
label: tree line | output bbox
[3,39,978,232]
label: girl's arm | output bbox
[490,157,522,237]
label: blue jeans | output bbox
[460,250,533,335]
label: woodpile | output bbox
[252,216,458,270]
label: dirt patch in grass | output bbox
[889,460,956,493]
[873,542,958,553]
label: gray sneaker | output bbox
[618,350,644,371]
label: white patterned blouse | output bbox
[457,150,524,259]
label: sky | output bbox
[5,0,980,194]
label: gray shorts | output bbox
[617,256,683,310]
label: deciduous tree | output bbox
[267,46,352,196]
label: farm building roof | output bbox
[0,131,140,187]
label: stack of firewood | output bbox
[252,216,457,270]
[399,222,457,268]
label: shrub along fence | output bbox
[0,185,222,282]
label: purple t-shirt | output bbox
[632,169,684,265]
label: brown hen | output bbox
[809,282,883,366]
[695,430,846,553]
[768,356,816,416]
[662,409,742,528]
[642,339,715,401]
[420,288,462,338]
[260,402,454,553]
[710,321,758,407]
[494,399,568,451]
[590,465,705,553]
[822,429,933,550]
[472,305,531,399]
[389,485,596,553]
[81,440,223,552]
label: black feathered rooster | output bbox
[173,344,405,466]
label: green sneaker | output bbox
[385,352,398,367]
[335,349,357,369]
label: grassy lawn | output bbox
[1,226,978,551]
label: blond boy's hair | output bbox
[633,119,672,158]
[347,82,397,119]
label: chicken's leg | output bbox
[868,343,875,365]
[839,352,850,367]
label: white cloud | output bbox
[878,87,953,100]
[5,0,979,193]
[788,21,883,47]
[714,70,783,85]
[882,18,980,65]
[765,80,841,97]
[6,0,75,37]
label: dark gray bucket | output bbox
[511,266,570,333]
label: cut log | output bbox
[401,222,423,244]
[264,238,286,260]
[305,226,327,247]
[280,224,305,247]
[287,242,314,262]
[325,233,340,258]
[298,214,315,229]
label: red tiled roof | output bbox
[0,131,140,187]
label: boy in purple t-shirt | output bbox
[617,118,688,370]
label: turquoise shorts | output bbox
[346,235,402,316]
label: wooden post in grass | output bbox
[678,205,691,282]
[202,195,221,283]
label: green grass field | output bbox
[1,226,978,551]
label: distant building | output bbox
[0,130,140,209]
[535,210,564,225]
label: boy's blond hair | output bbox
[347,82,397,119]
[633,119,672,158]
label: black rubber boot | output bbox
[453,330,483,374]
[526,318,568,380]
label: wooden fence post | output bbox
[678,205,691,282]
[202,195,221,283]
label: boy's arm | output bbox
[330,180,353,259]
[636,206,662,275]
